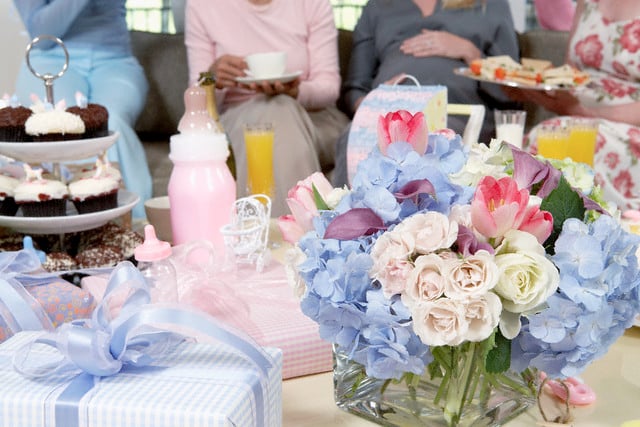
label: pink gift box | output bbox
[230,263,333,379]
[82,261,332,379]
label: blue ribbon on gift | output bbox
[12,261,275,427]
[0,250,57,334]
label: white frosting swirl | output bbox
[25,110,85,136]
[14,178,69,202]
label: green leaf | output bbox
[540,175,585,253]
[485,331,511,373]
[312,183,330,211]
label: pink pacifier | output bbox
[540,372,597,406]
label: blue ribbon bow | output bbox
[0,250,57,334]
[12,261,275,426]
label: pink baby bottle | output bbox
[134,224,178,303]
[168,86,236,257]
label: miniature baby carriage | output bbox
[219,194,271,272]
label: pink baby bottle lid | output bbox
[135,225,172,262]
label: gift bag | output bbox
[346,76,447,183]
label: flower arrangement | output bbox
[280,110,640,426]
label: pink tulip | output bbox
[377,110,428,155]
[277,172,335,244]
[470,176,553,244]
[470,176,531,240]
[518,205,553,244]
[277,214,306,244]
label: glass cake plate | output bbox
[0,189,139,234]
[0,131,118,163]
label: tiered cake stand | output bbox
[0,132,139,234]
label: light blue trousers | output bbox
[15,47,152,219]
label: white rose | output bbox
[493,230,559,337]
[412,298,469,346]
[443,250,499,301]
[325,186,350,209]
[464,293,502,342]
[370,230,413,297]
[449,139,510,187]
[402,253,447,307]
[395,211,458,254]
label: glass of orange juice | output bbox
[568,118,598,166]
[244,123,275,199]
[536,125,570,161]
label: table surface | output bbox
[282,327,640,427]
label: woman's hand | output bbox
[210,55,247,89]
[502,86,584,116]
[239,78,301,98]
[400,29,481,64]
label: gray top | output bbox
[343,0,521,139]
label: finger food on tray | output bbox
[468,56,589,87]
[542,64,590,86]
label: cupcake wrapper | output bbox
[0,197,19,216]
[31,133,84,142]
[19,199,68,217]
[72,190,118,214]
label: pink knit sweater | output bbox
[185,0,341,111]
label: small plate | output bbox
[453,67,587,91]
[235,71,302,85]
[0,131,118,163]
[0,189,139,234]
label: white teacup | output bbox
[245,51,287,79]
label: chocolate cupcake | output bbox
[14,166,69,217]
[68,163,119,214]
[0,174,20,216]
[0,106,33,142]
[66,104,109,138]
[25,109,85,141]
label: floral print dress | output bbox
[528,0,640,210]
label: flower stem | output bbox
[443,342,480,427]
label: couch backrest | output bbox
[131,30,188,137]
[517,29,570,129]
[131,28,569,138]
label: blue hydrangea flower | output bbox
[511,215,640,378]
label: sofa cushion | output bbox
[131,30,188,137]
[517,29,570,129]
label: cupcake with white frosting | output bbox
[14,165,69,217]
[25,97,85,141]
[68,161,119,214]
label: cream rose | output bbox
[402,253,447,307]
[443,250,499,301]
[412,299,468,346]
[370,230,413,297]
[448,204,472,228]
[493,230,559,337]
[395,211,458,254]
[464,293,502,342]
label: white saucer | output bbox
[0,131,118,163]
[0,189,139,234]
[235,71,302,85]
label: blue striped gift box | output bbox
[0,331,282,427]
